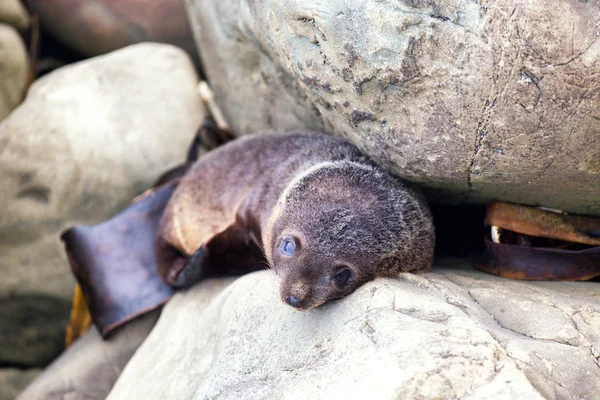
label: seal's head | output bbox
[264,161,434,310]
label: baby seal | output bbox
[156,132,434,310]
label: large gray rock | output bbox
[186,0,600,215]
[0,23,28,122]
[107,260,600,399]
[0,43,205,367]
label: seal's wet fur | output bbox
[156,132,434,309]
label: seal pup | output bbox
[156,132,434,310]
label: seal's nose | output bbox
[284,295,302,308]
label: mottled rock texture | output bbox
[186,0,600,215]
[107,260,600,400]
[0,43,204,367]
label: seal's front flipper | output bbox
[170,246,208,288]
[159,222,267,289]
[61,181,178,338]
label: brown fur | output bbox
[156,132,434,309]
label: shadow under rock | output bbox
[0,294,70,368]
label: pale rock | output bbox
[16,309,161,400]
[0,43,205,367]
[186,0,600,215]
[17,280,233,400]
[107,259,600,399]
[0,368,41,400]
[0,23,28,121]
[0,42,203,299]
[0,0,30,30]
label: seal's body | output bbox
[156,132,434,310]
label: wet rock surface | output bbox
[187,0,600,215]
[106,260,600,400]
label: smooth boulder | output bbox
[29,0,199,64]
[0,43,205,367]
[16,310,161,400]
[0,369,41,400]
[17,279,234,399]
[0,0,30,31]
[0,23,28,121]
[186,0,600,215]
[107,260,600,399]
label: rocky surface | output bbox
[0,0,30,31]
[186,0,600,215]
[0,43,205,367]
[0,23,29,122]
[0,368,41,400]
[0,0,30,121]
[107,259,600,400]
[16,310,161,400]
[30,0,199,65]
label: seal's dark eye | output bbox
[279,238,296,256]
[333,269,353,286]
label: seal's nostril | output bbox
[284,295,302,308]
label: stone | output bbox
[0,0,30,31]
[0,43,205,367]
[436,260,600,400]
[0,23,29,122]
[0,368,41,400]
[106,260,600,399]
[17,309,161,400]
[29,0,199,65]
[186,0,600,215]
